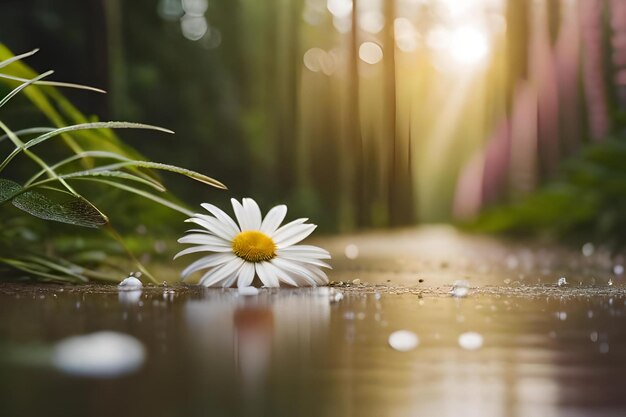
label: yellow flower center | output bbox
[232,230,277,263]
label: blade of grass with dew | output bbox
[0,48,39,69]
[0,44,146,162]
[29,169,166,192]
[68,161,226,189]
[25,151,145,185]
[0,121,173,173]
[0,73,106,93]
[0,120,81,196]
[0,127,55,144]
[85,178,194,217]
[0,70,53,108]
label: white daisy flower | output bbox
[175,198,332,287]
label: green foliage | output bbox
[470,138,626,248]
[0,46,225,283]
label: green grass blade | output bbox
[0,70,54,108]
[0,127,55,144]
[0,48,39,69]
[25,150,134,185]
[0,73,106,93]
[85,178,194,216]
[86,161,226,189]
[0,122,174,173]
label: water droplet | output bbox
[52,332,145,377]
[450,280,470,298]
[600,342,610,354]
[330,290,344,303]
[458,332,483,350]
[505,255,519,269]
[118,276,143,290]
[590,331,599,342]
[388,330,419,352]
[344,244,359,260]
[238,286,259,296]
[614,264,624,275]
[557,277,567,287]
[557,311,567,320]
[582,242,595,257]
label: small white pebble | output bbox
[352,278,361,285]
[238,286,259,296]
[557,277,567,287]
[118,277,143,290]
[388,330,419,352]
[458,332,484,350]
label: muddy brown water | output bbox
[0,226,625,417]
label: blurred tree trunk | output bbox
[580,0,611,141]
[101,0,128,119]
[89,0,114,118]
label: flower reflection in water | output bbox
[184,287,331,409]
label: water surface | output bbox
[0,227,624,417]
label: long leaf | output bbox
[30,169,166,192]
[0,73,105,93]
[25,150,135,185]
[75,161,226,189]
[0,127,55,144]
[0,70,53,108]
[0,121,174,173]
[0,121,81,196]
[0,48,38,70]
[85,178,194,216]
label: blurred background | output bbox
[1,0,625,235]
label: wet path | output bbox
[0,226,625,417]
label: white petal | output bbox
[242,198,262,230]
[273,224,317,248]
[256,262,280,287]
[177,234,231,247]
[275,253,332,269]
[184,228,213,235]
[264,261,298,286]
[260,205,287,235]
[221,261,247,288]
[181,253,235,278]
[237,262,255,287]
[301,263,329,284]
[201,203,240,235]
[277,244,331,259]
[174,245,229,259]
[231,199,250,231]
[200,258,244,287]
[185,216,235,241]
[271,218,307,238]
[270,257,318,286]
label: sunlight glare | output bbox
[449,26,489,65]
[327,0,353,18]
[303,48,326,72]
[359,11,385,34]
[394,18,419,52]
[359,42,383,64]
